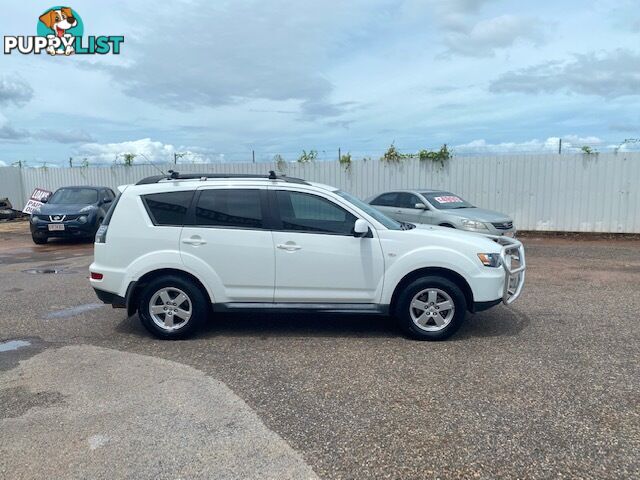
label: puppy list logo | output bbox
[4,6,124,56]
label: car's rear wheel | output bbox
[138,275,206,339]
[396,276,467,340]
[32,233,47,245]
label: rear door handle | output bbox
[277,243,301,251]
[182,236,207,246]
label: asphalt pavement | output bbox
[1,221,638,479]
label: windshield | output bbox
[335,190,403,230]
[422,192,474,210]
[49,188,98,205]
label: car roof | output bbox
[126,176,338,195]
[56,186,107,190]
[375,189,444,194]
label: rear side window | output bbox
[195,189,263,229]
[276,191,356,235]
[143,191,195,226]
[370,192,398,207]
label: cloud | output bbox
[443,14,544,57]
[0,75,33,107]
[88,0,383,119]
[453,135,605,154]
[0,116,93,144]
[490,49,640,98]
[73,138,218,165]
[0,114,29,141]
[34,129,95,144]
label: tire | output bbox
[32,233,48,245]
[395,276,467,341]
[138,275,207,339]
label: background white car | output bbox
[368,189,516,236]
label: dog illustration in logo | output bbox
[38,7,77,55]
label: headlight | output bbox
[31,215,39,223]
[477,253,501,267]
[461,219,488,230]
[80,205,94,213]
[78,215,88,223]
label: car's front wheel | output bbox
[138,275,207,339]
[396,276,467,340]
[32,233,47,245]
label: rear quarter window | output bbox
[142,191,195,226]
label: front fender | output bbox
[380,246,480,304]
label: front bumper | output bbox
[489,236,526,304]
[30,216,97,237]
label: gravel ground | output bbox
[1,221,638,479]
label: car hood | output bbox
[439,207,511,223]
[37,204,94,215]
[383,223,502,253]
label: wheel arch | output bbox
[126,268,212,317]
[389,267,474,316]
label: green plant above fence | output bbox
[381,143,451,167]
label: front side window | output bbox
[195,189,263,229]
[49,188,98,205]
[335,190,402,230]
[276,191,356,235]
[396,193,420,209]
[143,190,194,226]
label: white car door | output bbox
[180,187,275,302]
[396,192,434,224]
[271,189,384,303]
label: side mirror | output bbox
[354,219,370,238]
[41,197,48,204]
[415,202,427,210]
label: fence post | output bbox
[252,150,255,163]
[338,147,341,162]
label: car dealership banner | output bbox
[22,187,51,214]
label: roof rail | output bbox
[135,170,309,186]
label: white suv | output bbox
[90,171,525,340]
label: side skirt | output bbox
[212,303,390,315]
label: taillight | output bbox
[90,272,103,280]
[95,225,108,243]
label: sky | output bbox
[0,0,639,167]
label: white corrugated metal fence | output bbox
[1,153,639,233]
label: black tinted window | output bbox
[276,191,356,235]
[397,193,420,209]
[143,191,194,226]
[371,192,398,207]
[195,189,263,228]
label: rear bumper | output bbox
[93,288,126,308]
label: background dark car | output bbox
[30,186,116,244]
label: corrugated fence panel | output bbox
[0,153,639,232]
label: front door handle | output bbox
[277,242,301,252]
[182,236,207,246]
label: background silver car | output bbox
[367,189,516,236]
